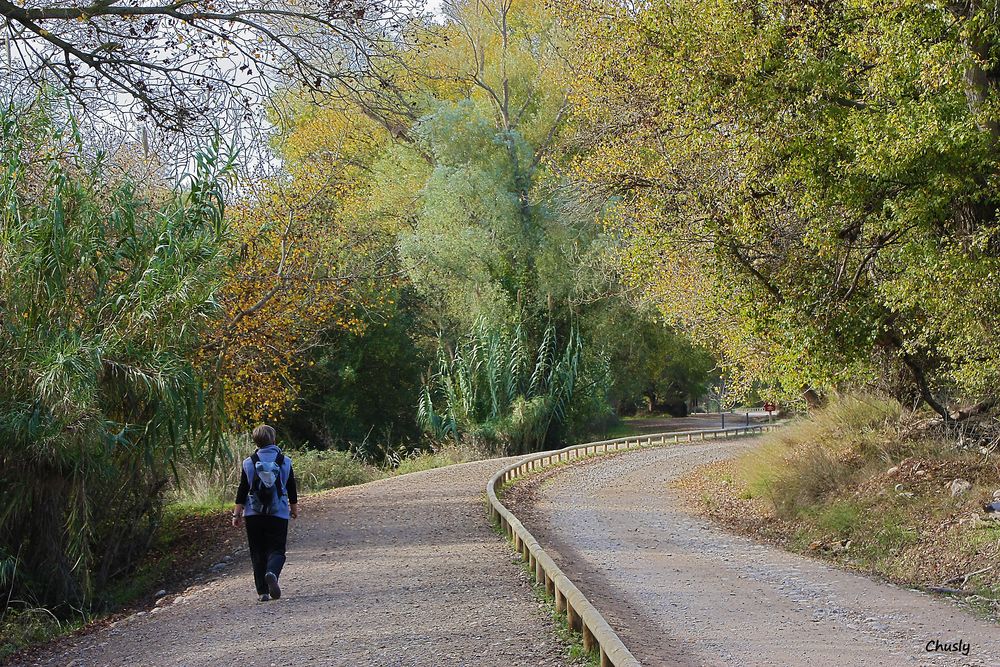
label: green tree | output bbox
[585,304,715,414]
[395,0,572,334]
[401,98,546,327]
[267,0,722,453]
[0,114,231,606]
[281,286,428,450]
[565,0,1000,419]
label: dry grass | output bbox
[393,441,493,476]
[167,440,493,511]
[742,394,904,516]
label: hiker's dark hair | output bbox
[252,424,276,448]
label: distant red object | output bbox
[764,402,777,413]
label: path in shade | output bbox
[513,442,1000,667]
[27,459,568,667]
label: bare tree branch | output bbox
[0,0,425,138]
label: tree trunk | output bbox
[876,330,952,422]
[25,469,85,605]
[801,385,824,409]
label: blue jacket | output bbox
[237,445,296,520]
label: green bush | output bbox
[0,115,231,607]
[279,285,427,451]
[418,320,588,454]
[290,449,382,493]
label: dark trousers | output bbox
[244,515,288,594]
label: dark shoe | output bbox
[265,571,281,599]
[258,593,270,602]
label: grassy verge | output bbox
[675,394,1000,620]
[528,569,600,666]
[0,608,86,663]
[489,513,591,660]
[598,419,649,440]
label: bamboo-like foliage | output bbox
[0,114,232,608]
[418,320,582,454]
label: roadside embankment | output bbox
[676,395,1000,619]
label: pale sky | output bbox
[426,0,447,18]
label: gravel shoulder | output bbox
[509,441,1000,667]
[25,459,570,667]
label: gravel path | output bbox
[512,441,1000,667]
[27,459,569,667]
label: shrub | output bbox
[0,116,232,608]
[290,449,382,493]
[743,394,902,517]
[418,320,588,454]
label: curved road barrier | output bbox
[486,425,774,667]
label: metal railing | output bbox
[486,424,774,667]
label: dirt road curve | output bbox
[26,459,568,667]
[512,441,1000,667]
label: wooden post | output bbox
[566,601,580,631]
[583,623,596,652]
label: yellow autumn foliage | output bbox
[204,105,399,424]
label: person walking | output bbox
[232,424,298,602]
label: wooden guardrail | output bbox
[486,424,774,667]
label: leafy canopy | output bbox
[565,0,1000,415]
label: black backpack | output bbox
[248,452,286,515]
